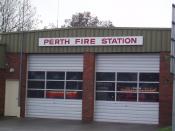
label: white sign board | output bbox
[39,36,143,46]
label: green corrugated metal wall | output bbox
[0,27,171,53]
[0,45,6,68]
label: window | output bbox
[65,72,82,99]
[138,73,159,102]
[117,73,137,101]
[28,81,45,89]
[27,71,83,100]
[117,73,137,81]
[96,72,115,81]
[96,72,115,101]
[96,82,115,91]
[47,72,65,80]
[96,92,115,101]
[27,71,45,98]
[28,71,45,79]
[139,73,159,82]
[67,72,82,80]
[28,90,44,98]
[117,93,137,101]
[96,72,159,102]
[117,83,137,92]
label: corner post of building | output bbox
[82,52,95,122]
[20,53,27,118]
[0,69,5,116]
[159,51,173,126]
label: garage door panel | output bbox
[95,54,160,124]
[95,101,159,108]
[27,103,82,108]
[95,113,158,119]
[26,114,81,120]
[95,109,158,115]
[95,114,158,120]
[26,99,82,111]
[95,102,158,119]
[28,54,83,71]
[26,99,82,120]
[95,118,158,124]
[96,54,159,72]
[26,109,82,115]
[27,99,81,105]
[26,54,83,120]
[26,106,82,112]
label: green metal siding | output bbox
[0,45,6,68]
[0,27,171,53]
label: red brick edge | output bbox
[0,69,5,116]
[159,52,173,126]
[20,54,27,117]
[82,52,95,122]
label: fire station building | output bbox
[0,27,172,127]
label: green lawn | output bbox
[159,127,172,131]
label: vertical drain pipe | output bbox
[172,4,175,131]
[18,0,25,109]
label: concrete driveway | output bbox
[0,117,158,131]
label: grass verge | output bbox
[159,127,172,131]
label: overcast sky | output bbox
[31,0,175,29]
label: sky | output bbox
[31,0,175,29]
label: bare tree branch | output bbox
[0,0,40,32]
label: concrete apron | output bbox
[0,117,158,131]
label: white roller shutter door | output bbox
[28,54,83,71]
[26,54,83,120]
[95,54,160,124]
[96,54,159,72]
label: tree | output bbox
[0,0,40,32]
[62,11,114,28]
[43,23,57,29]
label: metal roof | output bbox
[0,27,171,53]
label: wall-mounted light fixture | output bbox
[9,67,15,73]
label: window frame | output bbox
[96,72,159,102]
[27,71,83,100]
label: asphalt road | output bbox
[0,117,158,131]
